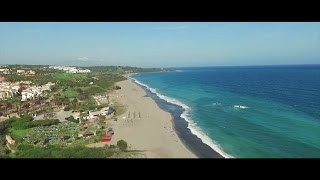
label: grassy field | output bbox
[53,73,87,80]
[61,87,79,98]
[9,129,32,141]
[84,85,105,94]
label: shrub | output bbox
[64,106,71,111]
[105,150,115,157]
[67,116,79,123]
[10,116,33,130]
[72,98,78,104]
[29,119,60,127]
[117,140,128,152]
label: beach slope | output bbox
[109,79,196,158]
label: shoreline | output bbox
[128,74,227,158]
[108,79,196,158]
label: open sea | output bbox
[130,65,320,158]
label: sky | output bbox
[0,22,320,68]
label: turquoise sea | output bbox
[131,65,320,158]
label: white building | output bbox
[17,70,25,74]
[26,70,36,75]
[0,68,10,74]
[20,82,55,101]
[21,91,34,101]
[48,66,91,73]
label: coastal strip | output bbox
[108,79,197,158]
[128,74,230,158]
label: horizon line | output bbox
[1,63,320,69]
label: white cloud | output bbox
[152,26,190,30]
[77,57,89,61]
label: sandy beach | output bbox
[107,79,196,158]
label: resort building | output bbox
[17,69,25,74]
[88,107,113,119]
[26,70,36,75]
[48,66,91,74]
[0,68,10,74]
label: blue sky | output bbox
[0,22,319,67]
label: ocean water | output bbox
[130,65,320,158]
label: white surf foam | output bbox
[129,75,234,158]
[233,105,249,109]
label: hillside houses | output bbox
[21,82,55,101]
[0,68,10,74]
[0,79,55,101]
[16,69,36,76]
[0,82,21,100]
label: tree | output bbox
[64,106,71,111]
[67,116,79,123]
[72,98,78,104]
[117,140,128,152]
[97,115,106,127]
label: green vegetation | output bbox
[15,144,106,158]
[5,74,56,86]
[61,87,79,98]
[8,115,59,130]
[0,65,162,158]
[10,115,33,130]
[64,106,71,111]
[13,143,135,158]
[9,129,32,142]
[87,96,97,110]
[29,119,60,127]
[6,116,60,142]
[117,140,128,152]
[86,66,173,74]
[52,73,86,80]
[66,116,79,123]
[0,136,10,158]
